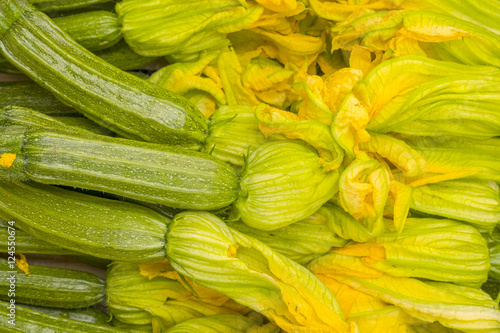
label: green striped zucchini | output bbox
[0,124,239,210]
[0,301,126,332]
[0,10,122,73]
[0,82,78,116]
[19,305,109,325]
[0,0,208,149]
[0,219,81,255]
[94,40,160,71]
[0,259,104,309]
[48,11,122,51]
[29,0,112,13]
[0,180,169,262]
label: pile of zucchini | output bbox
[0,0,499,332]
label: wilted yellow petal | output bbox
[218,49,260,105]
[334,243,386,266]
[0,153,16,168]
[388,180,412,234]
[254,0,297,12]
[331,92,371,157]
[255,103,344,169]
[323,68,364,113]
[310,0,394,22]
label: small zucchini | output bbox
[0,259,105,309]
[0,301,126,333]
[94,40,160,71]
[0,81,78,117]
[48,11,122,51]
[0,0,208,149]
[19,305,109,325]
[28,0,112,13]
[0,180,169,262]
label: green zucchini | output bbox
[28,0,112,13]
[0,81,78,116]
[48,11,122,51]
[56,116,116,136]
[0,301,126,333]
[20,305,109,325]
[0,124,239,210]
[0,10,122,73]
[0,259,105,309]
[0,0,208,149]
[0,219,81,255]
[94,40,160,71]
[0,180,168,262]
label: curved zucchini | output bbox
[0,180,169,262]
[0,301,126,333]
[1,125,239,210]
[0,81,78,116]
[0,0,208,149]
[0,259,105,309]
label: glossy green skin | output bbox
[51,11,122,51]
[0,181,169,262]
[0,82,77,117]
[0,301,126,333]
[0,1,208,149]
[0,259,104,309]
[2,126,239,209]
[29,0,111,13]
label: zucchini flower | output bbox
[148,51,226,118]
[366,74,500,139]
[227,211,348,264]
[235,140,341,230]
[308,252,500,332]
[107,262,246,330]
[409,179,500,232]
[331,56,500,157]
[334,218,491,287]
[400,135,500,185]
[166,211,353,332]
[399,0,500,35]
[116,0,264,58]
[165,313,279,333]
[205,105,267,169]
[330,10,500,67]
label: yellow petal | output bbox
[254,0,297,12]
[334,243,387,266]
[331,92,371,157]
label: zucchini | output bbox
[56,116,116,136]
[28,0,112,13]
[94,40,160,71]
[0,10,122,73]
[20,305,109,325]
[1,125,239,210]
[0,81,78,116]
[0,259,105,309]
[0,0,208,149]
[0,301,126,333]
[0,219,81,255]
[0,180,169,262]
[48,11,122,51]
